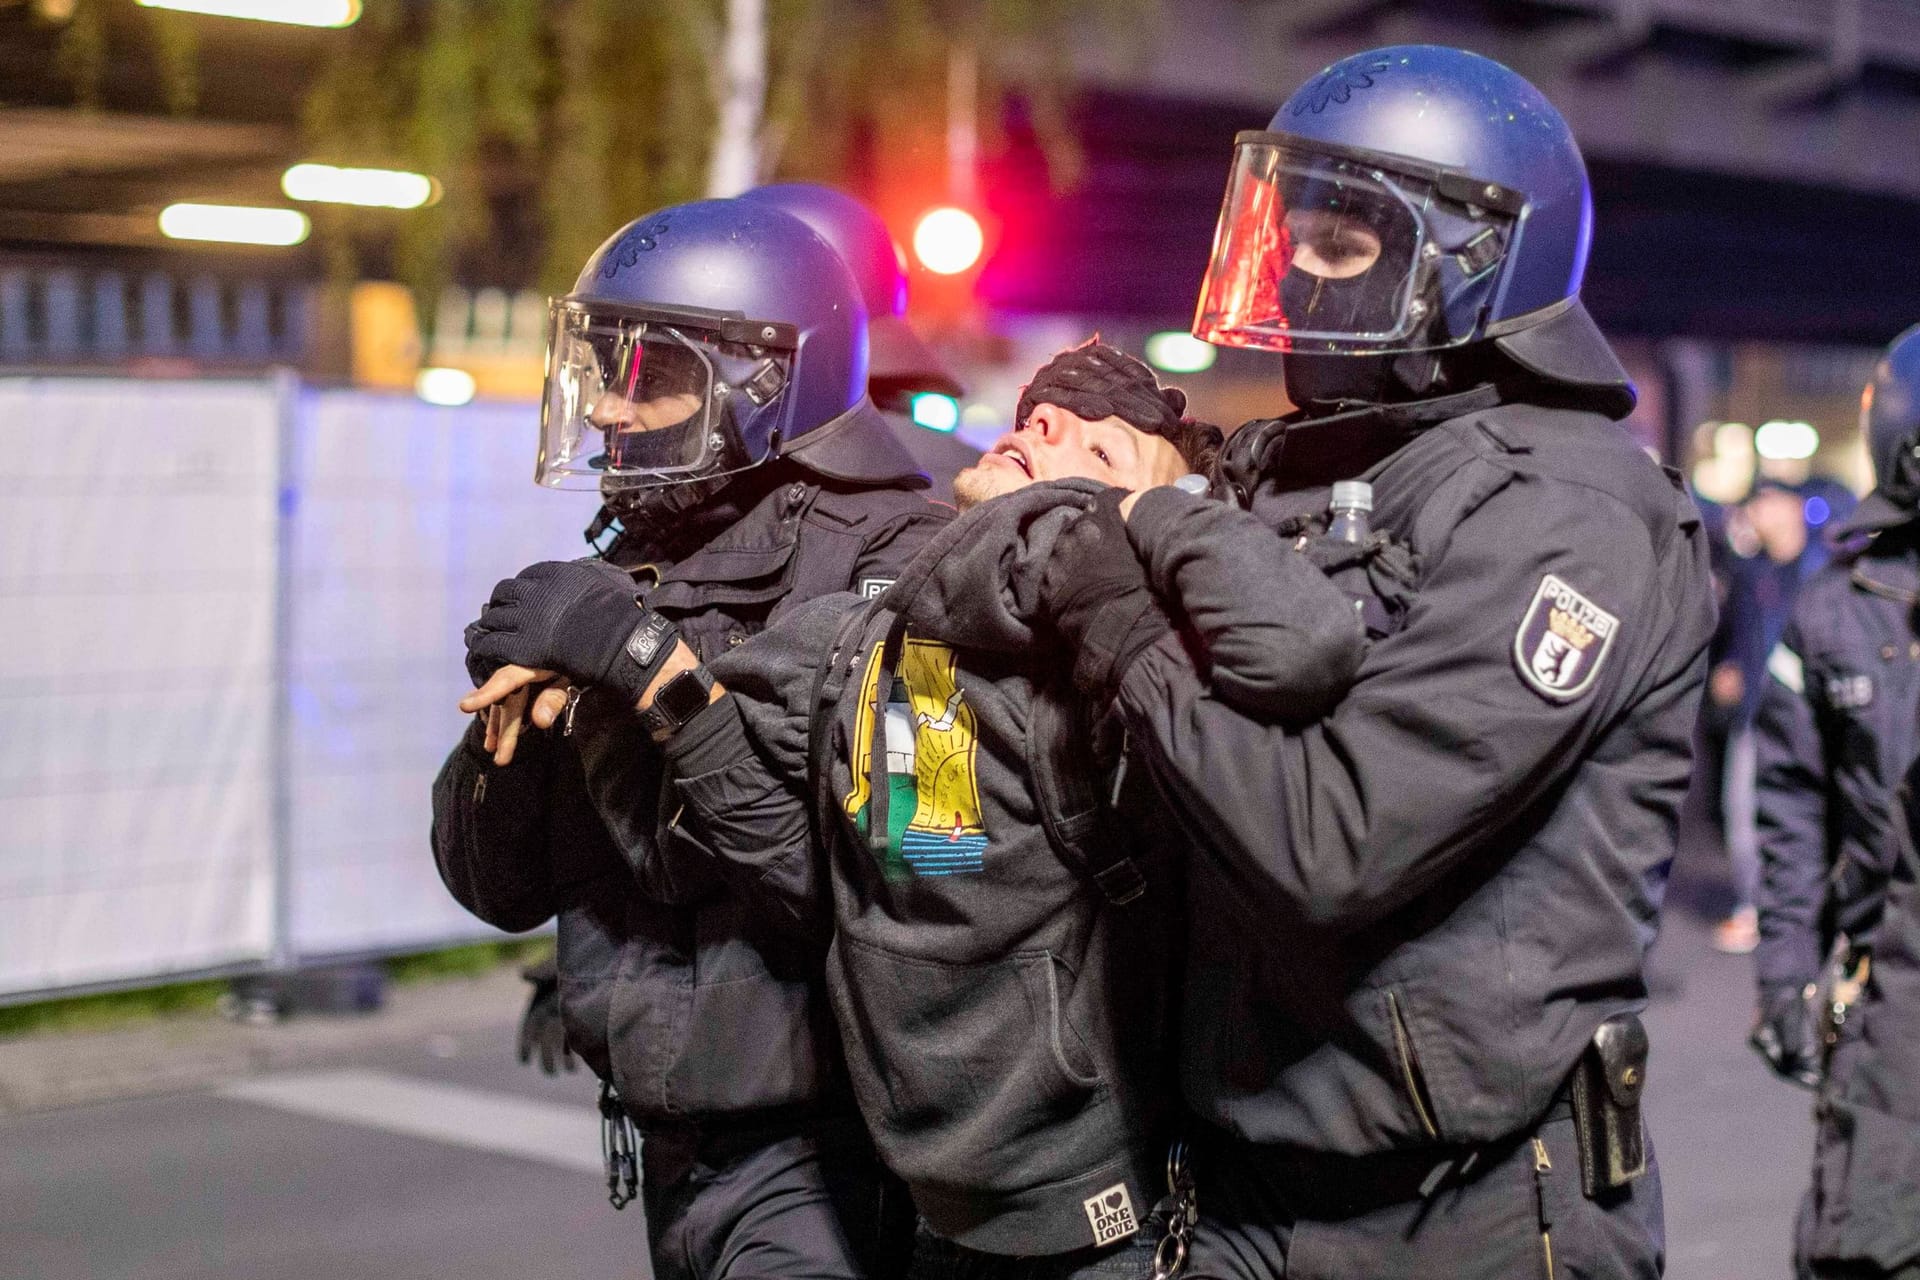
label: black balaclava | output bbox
[1280,348,1448,415]
[592,455,782,568]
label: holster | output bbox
[1568,1012,1649,1197]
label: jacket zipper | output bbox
[1534,1136,1556,1280]
[1387,989,1441,1139]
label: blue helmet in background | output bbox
[742,182,964,401]
[1838,324,1920,536]
[1866,323,1920,486]
[1195,45,1632,413]
[537,197,868,491]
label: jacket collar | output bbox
[1220,383,1503,501]
[780,396,930,489]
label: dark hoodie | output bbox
[661,478,1364,1254]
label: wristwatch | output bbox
[640,665,718,739]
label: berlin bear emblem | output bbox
[1513,573,1618,703]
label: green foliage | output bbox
[301,0,1155,305]
[382,939,551,984]
[49,0,201,116]
[0,980,226,1038]
[0,941,550,1040]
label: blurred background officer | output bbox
[431,196,945,1280]
[509,181,969,1077]
[739,183,979,492]
[1794,749,1920,1279]
[1041,45,1713,1278]
[1707,478,1820,955]
[1751,325,1920,1273]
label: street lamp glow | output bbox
[283,163,436,210]
[1755,419,1819,461]
[158,203,310,246]
[416,367,477,407]
[1144,330,1217,374]
[137,0,360,26]
[912,207,984,276]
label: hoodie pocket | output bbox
[1386,988,1442,1140]
[829,934,1115,1195]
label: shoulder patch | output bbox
[857,576,895,600]
[1513,574,1619,703]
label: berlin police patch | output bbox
[1513,574,1618,703]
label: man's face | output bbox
[1746,488,1807,564]
[588,388,705,435]
[952,402,1186,510]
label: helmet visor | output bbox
[1194,135,1520,354]
[536,299,793,490]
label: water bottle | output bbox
[1328,480,1372,544]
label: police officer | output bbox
[1795,749,1920,1279]
[1750,325,1920,1275]
[431,196,945,1280]
[508,182,968,1078]
[1034,45,1714,1277]
[740,183,980,492]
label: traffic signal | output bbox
[911,207,984,275]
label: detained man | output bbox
[607,341,1372,1279]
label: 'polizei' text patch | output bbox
[1513,574,1618,703]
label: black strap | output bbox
[806,604,878,863]
[1027,679,1147,905]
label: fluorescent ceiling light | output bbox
[416,367,477,407]
[137,0,361,26]
[283,164,436,210]
[158,203,310,246]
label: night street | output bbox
[0,905,1811,1280]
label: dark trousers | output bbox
[906,1218,1161,1280]
[1182,1110,1664,1280]
[1796,932,1920,1280]
[642,1113,913,1280]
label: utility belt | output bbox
[1197,1012,1653,1213]
[594,1087,857,1210]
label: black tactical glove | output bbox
[465,558,681,706]
[1039,488,1172,702]
[516,957,574,1076]
[1749,983,1822,1090]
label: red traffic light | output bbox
[912,206,984,275]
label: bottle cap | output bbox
[1330,480,1373,512]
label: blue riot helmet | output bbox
[1866,323,1920,486]
[741,182,964,401]
[1835,324,1920,536]
[536,198,868,491]
[1194,45,1634,415]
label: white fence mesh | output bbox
[0,377,590,999]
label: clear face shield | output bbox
[536,298,801,490]
[1193,133,1528,355]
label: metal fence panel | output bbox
[0,377,283,996]
[282,388,591,959]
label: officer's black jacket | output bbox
[655,480,1363,1254]
[1754,533,1920,995]
[1117,395,1716,1154]
[430,400,948,1125]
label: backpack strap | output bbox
[1027,676,1147,905]
[806,602,880,860]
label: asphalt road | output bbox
[0,906,1813,1280]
